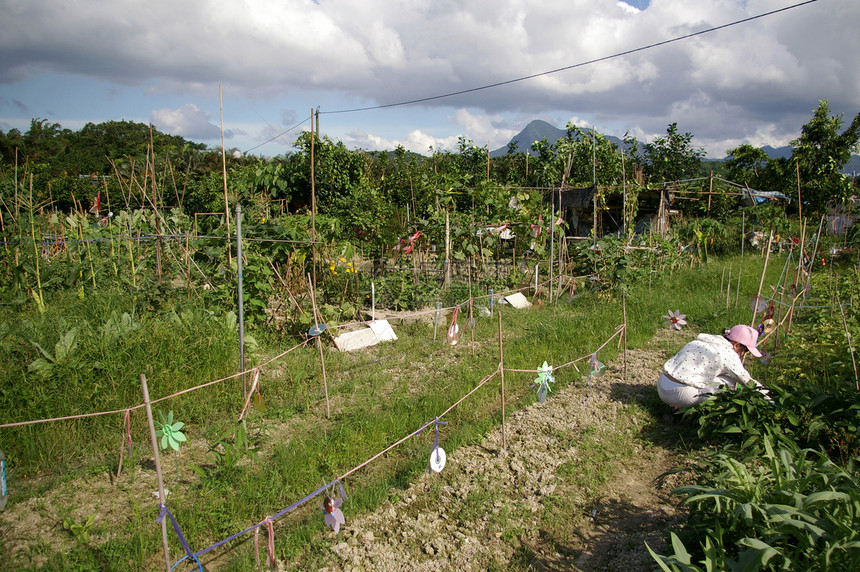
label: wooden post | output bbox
[141,374,171,572]
[498,312,506,451]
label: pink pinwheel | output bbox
[663,310,687,330]
[322,496,345,534]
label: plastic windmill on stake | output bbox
[532,361,555,403]
[155,411,186,451]
[322,481,348,535]
[447,307,460,346]
[427,417,448,473]
[663,309,687,330]
[582,353,605,405]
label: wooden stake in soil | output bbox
[498,312,506,451]
[141,374,171,572]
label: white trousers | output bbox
[657,373,719,410]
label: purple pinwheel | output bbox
[322,496,345,534]
[663,310,687,331]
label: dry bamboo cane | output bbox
[837,300,859,391]
[751,231,774,328]
[141,374,171,572]
[759,290,805,347]
[726,264,732,309]
[498,312,506,451]
[307,274,330,418]
[622,291,628,382]
[468,268,475,358]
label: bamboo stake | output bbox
[805,216,826,296]
[736,210,745,306]
[837,300,859,391]
[726,264,732,309]
[219,85,232,264]
[307,274,330,418]
[141,374,171,572]
[796,161,802,226]
[622,291,628,382]
[468,269,475,357]
[310,109,317,291]
[751,231,773,328]
[28,176,46,313]
[498,312,506,451]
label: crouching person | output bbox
[657,324,768,411]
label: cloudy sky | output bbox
[1,0,857,158]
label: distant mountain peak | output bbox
[490,119,623,157]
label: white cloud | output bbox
[1,0,857,157]
[150,104,227,140]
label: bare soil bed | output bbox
[286,329,691,571]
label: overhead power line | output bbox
[243,114,313,154]
[321,0,820,116]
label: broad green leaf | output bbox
[671,531,693,564]
[737,538,781,571]
[28,358,55,377]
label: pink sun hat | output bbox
[726,325,763,357]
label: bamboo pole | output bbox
[726,263,732,309]
[497,312,506,451]
[310,109,317,291]
[307,274,330,418]
[236,204,246,399]
[736,211,745,306]
[219,85,232,265]
[837,300,859,391]
[796,161,802,226]
[468,269,475,357]
[141,374,171,572]
[149,124,163,280]
[708,171,713,212]
[751,231,774,328]
[622,291,628,382]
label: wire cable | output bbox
[320,0,819,115]
[243,114,313,154]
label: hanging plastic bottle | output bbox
[1,448,7,510]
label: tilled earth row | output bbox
[288,338,688,571]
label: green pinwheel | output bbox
[532,361,555,403]
[155,411,187,451]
